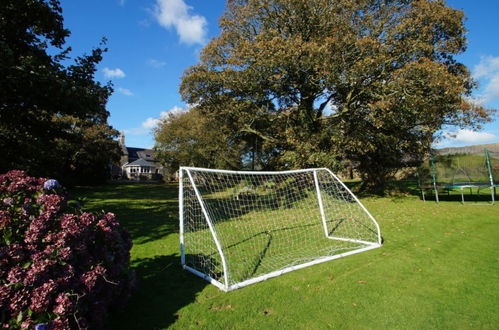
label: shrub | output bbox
[0,170,134,329]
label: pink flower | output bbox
[30,280,57,313]
[36,194,64,215]
[97,219,112,232]
[24,214,50,244]
[0,285,13,308]
[53,293,74,315]
[9,289,29,313]
[43,244,57,257]
[58,247,72,261]
[23,259,55,286]
[20,319,33,329]
[79,212,96,226]
[81,265,106,291]
[60,214,82,236]
[7,266,25,284]
[7,244,25,262]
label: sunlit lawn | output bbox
[72,182,498,329]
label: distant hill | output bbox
[436,143,499,155]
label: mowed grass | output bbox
[184,190,379,286]
[72,183,499,329]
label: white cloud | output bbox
[483,74,499,104]
[103,67,126,79]
[153,0,207,45]
[463,95,486,107]
[117,87,133,96]
[123,128,147,135]
[141,105,188,129]
[473,56,499,79]
[472,56,499,104]
[141,117,160,129]
[125,105,190,136]
[442,129,497,145]
[147,59,167,68]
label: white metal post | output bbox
[485,150,495,205]
[431,157,440,203]
[186,169,230,290]
[313,170,329,238]
[181,166,320,175]
[324,169,383,246]
[178,168,185,266]
[227,243,380,291]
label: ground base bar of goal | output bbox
[225,243,381,291]
[183,265,229,292]
[327,236,377,245]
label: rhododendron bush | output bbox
[0,171,134,329]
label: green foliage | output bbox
[180,0,493,188]
[73,183,498,329]
[0,0,120,185]
[154,108,245,170]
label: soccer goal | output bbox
[179,167,382,291]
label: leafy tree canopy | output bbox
[154,108,245,171]
[0,0,120,185]
[180,0,493,189]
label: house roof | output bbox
[136,150,156,161]
[123,158,156,167]
[126,147,146,160]
[125,147,157,161]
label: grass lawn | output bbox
[72,183,498,329]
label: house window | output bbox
[141,167,150,173]
[130,167,141,173]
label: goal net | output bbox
[179,167,382,291]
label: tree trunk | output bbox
[358,163,393,194]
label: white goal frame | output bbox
[179,167,382,291]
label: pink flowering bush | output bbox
[0,171,134,329]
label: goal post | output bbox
[179,167,382,291]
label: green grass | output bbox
[72,183,499,329]
[183,188,379,287]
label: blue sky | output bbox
[60,0,499,149]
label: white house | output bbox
[118,132,165,180]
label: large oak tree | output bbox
[179,0,492,189]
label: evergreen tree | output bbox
[0,0,120,184]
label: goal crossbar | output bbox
[179,167,382,291]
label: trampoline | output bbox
[418,149,497,204]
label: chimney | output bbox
[119,131,126,147]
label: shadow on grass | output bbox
[418,188,497,203]
[72,183,179,244]
[345,180,423,199]
[72,183,212,328]
[106,254,208,329]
